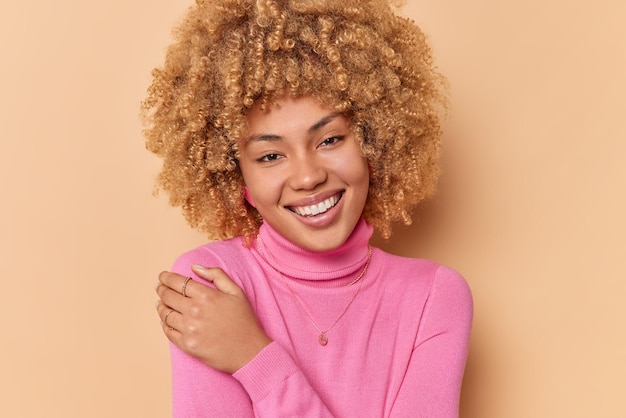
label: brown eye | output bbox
[320,136,344,147]
[258,153,281,162]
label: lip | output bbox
[284,190,345,227]
[285,190,344,209]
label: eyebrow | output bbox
[245,112,342,143]
[308,113,341,134]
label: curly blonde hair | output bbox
[142,0,447,242]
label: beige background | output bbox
[1,0,624,417]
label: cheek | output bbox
[239,159,263,207]
[353,160,371,205]
[346,158,370,188]
[242,172,281,211]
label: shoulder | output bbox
[374,249,440,277]
[374,248,473,309]
[170,237,251,277]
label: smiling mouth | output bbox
[288,193,343,217]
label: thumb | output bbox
[191,264,241,296]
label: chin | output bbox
[293,231,351,253]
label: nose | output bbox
[288,154,327,191]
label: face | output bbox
[239,96,369,252]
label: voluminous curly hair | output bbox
[142,0,447,243]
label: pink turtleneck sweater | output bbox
[168,219,473,417]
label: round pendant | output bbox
[318,333,328,346]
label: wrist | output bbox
[231,334,273,374]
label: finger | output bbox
[181,276,192,298]
[161,317,183,341]
[157,283,189,313]
[155,301,183,343]
[156,301,176,326]
[191,265,242,296]
[164,309,175,328]
[158,271,193,296]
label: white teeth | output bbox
[292,195,339,217]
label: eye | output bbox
[258,153,282,163]
[320,135,344,147]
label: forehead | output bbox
[244,96,348,137]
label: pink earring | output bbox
[243,186,255,207]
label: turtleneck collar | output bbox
[253,218,373,283]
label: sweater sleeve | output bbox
[168,252,256,418]
[168,249,335,417]
[390,265,473,417]
[233,342,335,416]
[170,343,254,418]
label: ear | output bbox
[243,186,256,208]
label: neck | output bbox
[253,218,373,285]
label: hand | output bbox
[155,265,272,374]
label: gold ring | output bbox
[182,277,192,297]
[163,309,174,327]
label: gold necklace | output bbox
[258,238,372,346]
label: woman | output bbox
[145,0,472,416]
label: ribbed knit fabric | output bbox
[169,219,473,417]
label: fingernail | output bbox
[191,264,208,271]
[154,282,160,290]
